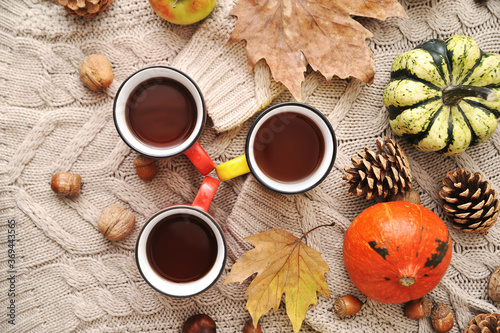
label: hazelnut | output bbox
[97,203,135,241]
[389,188,421,205]
[182,314,216,333]
[243,319,262,333]
[404,297,431,320]
[488,266,500,302]
[78,54,113,91]
[51,172,82,197]
[133,156,157,181]
[333,295,362,318]
[431,303,454,333]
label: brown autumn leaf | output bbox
[223,227,330,332]
[229,0,408,100]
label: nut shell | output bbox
[389,188,421,205]
[78,54,113,91]
[431,303,454,333]
[243,319,262,333]
[182,314,216,333]
[404,297,432,319]
[333,295,362,318]
[97,203,135,241]
[133,156,157,181]
[51,172,82,197]
[488,266,500,302]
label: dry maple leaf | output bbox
[229,0,408,100]
[223,227,330,332]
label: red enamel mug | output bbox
[135,176,226,297]
[113,66,214,175]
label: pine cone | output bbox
[464,313,500,333]
[342,137,413,200]
[56,0,113,18]
[439,168,499,234]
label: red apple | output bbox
[149,0,217,25]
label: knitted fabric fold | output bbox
[170,0,283,132]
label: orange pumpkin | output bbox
[343,201,452,303]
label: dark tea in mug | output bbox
[125,77,197,148]
[146,213,218,283]
[253,112,325,182]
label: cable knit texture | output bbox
[1,0,500,332]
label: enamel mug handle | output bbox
[215,154,251,181]
[183,141,215,176]
[192,176,220,212]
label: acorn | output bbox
[51,172,82,197]
[431,303,454,333]
[404,297,432,320]
[182,314,216,333]
[388,188,421,205]
[333,295,362,318]
[243,319,262,333]
[133,156,157,181]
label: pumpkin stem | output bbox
[442,84,496,106]
[399,276,416,287]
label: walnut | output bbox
[97,203,135,241]
[488,266,500,302]
[78,54,113,91]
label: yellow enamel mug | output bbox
[216,102,337,194]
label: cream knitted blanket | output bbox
[1,0,499,332]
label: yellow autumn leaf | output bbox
[223,228,330,332]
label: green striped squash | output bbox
[383,35,500,156]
